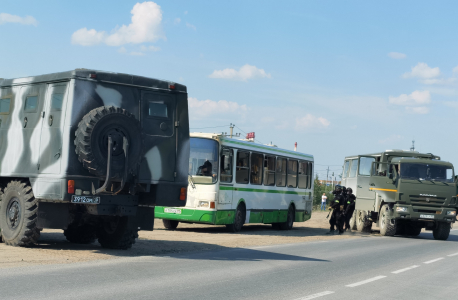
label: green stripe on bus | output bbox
[219,186,308,195]
[220,138,313,159]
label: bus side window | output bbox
[298,161,308,189]
[250,153,263,185]
[220,148,233,183]
[276,157,287,187]
[264,155,275,186]
[287,160,298,188]
[236,151,249,184]
[308,162,313,188]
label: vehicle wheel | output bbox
[97,216,139,249]
[74,106,143,179]
[280,205,295,230]
[379,204,396,236]
[271,223,281,230]
[433,222,451,240]
[162,219,179,230]
[64,223,97,244]
[349,210,357,230]
[356,210,372,233]
[403,224,422,236]
[226,204,246,233]
[0,181,40,247]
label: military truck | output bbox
[342,150,456,240]
[0,69,189,249]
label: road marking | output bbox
[295,291,334,300]
[424,258,444,264]
[345,276,386,287]
[391,265,420,274]
[447,252,458,257]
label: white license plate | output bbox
[420,214,434,219]
[71,195,100,204]
[164,208,181,214]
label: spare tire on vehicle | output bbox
[74,106,143,179]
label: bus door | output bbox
[355,156,376,210]
[218,148,234,204]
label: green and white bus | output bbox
[155,133,314,232]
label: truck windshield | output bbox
[189,138,218,184]
[400,163,454,183]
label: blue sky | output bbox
[1,0,458,179]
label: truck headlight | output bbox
[396,207,408,212]
[447,211,456,216]
[198,201,209,208]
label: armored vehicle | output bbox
[0,69,189,249]
[341,150,456,240]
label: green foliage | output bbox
[313,174,334,209]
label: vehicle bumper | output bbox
[393,204,456,223]
[155,207,236,225]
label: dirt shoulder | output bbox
[0,211,361,269]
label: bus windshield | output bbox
[400,163,454,183]
[189,138,218,184]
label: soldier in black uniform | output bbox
[327,185,345,234]
[343,187,356,232]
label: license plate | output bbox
[420,214,434,219]
[71,195,100,204]
[164,208,181,214]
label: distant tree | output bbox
[313,174,334,209]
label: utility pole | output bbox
[326,166,330,193]
[230,123,235,138]
[410,140,415,151]
[332,172,334,190]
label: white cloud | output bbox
[453,65,458,74]
[403,62,440,79]
[186,22,196,30]
[209,64,271,81]
[389,90,431,106]
[129,51,145,56]
[140,45,160,52]
[388,52,406,59]
[295,114,330,130]
[118,47,127,54]
[71,1,164,46]
[443,101,458,109]
[421,78,458,85]
[406,106,429,114]
[188,97,248,120]
[0,13,37,26]
[174,18,181,25]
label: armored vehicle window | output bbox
[51,93,64,111]
[236,151,250,184]
[0,98,11,114]
[24,96,38,113]
[264,156,275,186]
[220,148,233,183]
[342,160,350,178]
[287,160,298,188]
[348,159,358,177]
[298,161,308,189]
[250,153,263,185]
[359,157,375,176]
[148,101,168,118]
[400,163,454,183]
[276,157,287,187]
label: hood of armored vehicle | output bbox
[399,179,456,205]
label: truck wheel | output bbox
[74,106,143,179]
[433,222,451,240]
[404,225,422,237]
[279,205,295,230]
[356,210,372,233]
[0,181,40,247]
[379,204,396,236]
[349,210,357,230]
[97,216,139,249]
[64,223,97,244]
[226,203,245,233]
[162,219,179,230]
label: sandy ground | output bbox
[0,211,364,269]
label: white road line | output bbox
[295,291,334,300]
[345,276,386,287]
[447,252,458,257]
[391,265,420,274]
[424,258,444,264]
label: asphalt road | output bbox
[2,229,458,300]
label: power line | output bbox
[190,125,230,130]
[234,125,265,145]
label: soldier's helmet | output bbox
[347,187,353,194]
[332,184,342,195]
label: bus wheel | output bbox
[356,210,372,233]
[280,206,295,230]
[379,205,396,236]
[226,204,245,233]
[163,219,179,230]
[433,222,450,240]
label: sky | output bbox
[1,0,458,179]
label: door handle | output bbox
[369,183,375,186]
[48,115,53,126]
[357,185,362,188]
